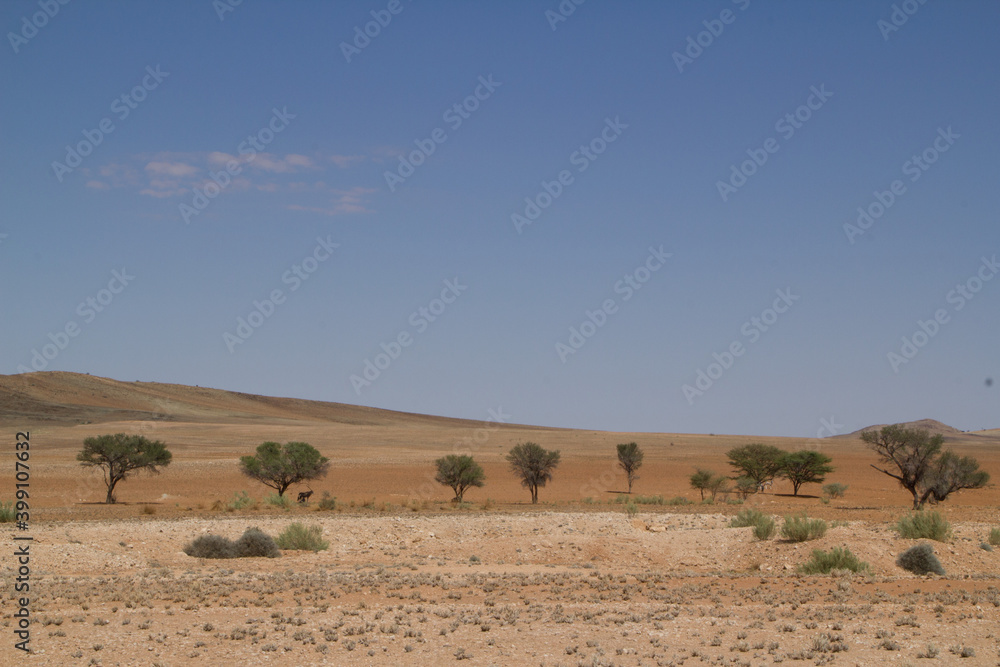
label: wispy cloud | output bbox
[82,151,375,215]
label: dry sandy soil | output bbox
[2,372,999,666]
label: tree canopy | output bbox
[506,442,560,504]
[726,443,786,487]
[861,424,989,509]
[616,442,644,493]
[77,433,172,504]
[239,441,329,497]
[434,454,485,502]
[779,450,834,496]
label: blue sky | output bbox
[2,0,998,437]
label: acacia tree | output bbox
[616,442,644,493]
[434,454,485,502]
[726,443,787,487]
[861,425,989,509]
[689,468,729,501]
[779,450,834,496]
[506,442,560,504]
[77,433,172,504]
[239,441,329,497]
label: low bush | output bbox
[227,491,256,511]
[184,534,236,559]
[782,514,828,542]
[798,547,869,574]
[988,527,1000,546]
[896,511,950,542]
[632,495,666,505]
[235,527,281,557]
[730,509,767,528]
[753,516,777,540]
[317,491,337,511]
[665,496,692,506]
[274,523,328,551]
[264,492,293,509]
[183,527,280,559]
[0,501,15,523]
[896,543,945,575]
[822,483,848,499]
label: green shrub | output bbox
[753,516,777,540]
[988,527,1000,546]
[896,511,950,542]
[632,494,666,505]
[822,483,848,499]
[274,523,328,552]
[235,527,280,557]
[264,492,293,508]
[317,491,337,511]
[798,547,869,574]
[184,534,237,559]
[730,508,767,528]
[781,514,828,542]
[0,501,15,523]
[665,496,692,506]
[227,491,256,511]
[184,528,281,559]
[896,543,945,575]
[624,501,638,517]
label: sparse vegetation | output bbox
[183,527,280,559]
[274,523,329,552]
[862,424,990,509]
[988,527,1000,546]
[896,511,951,542]
[434,454,485,502]
[0,501,15,523]
[238,441,330,498]
[730,508,767,528]
[317,491,337,511]
[689,468,728,501]
[264,492,293,508]
[77,433,172,504]
[226,490,257,511]
[506,442,560,504]
[781,514,828,542]
[615,442,644,493]
[896,543,945,575]
[798,547,869,574]
[822,482,848,499]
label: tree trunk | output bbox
[106,483,116,504]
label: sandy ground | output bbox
[2,374,999,665]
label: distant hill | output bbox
[0,371,527,429]
[835,418,999,446]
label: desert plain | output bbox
[2,372,999,666]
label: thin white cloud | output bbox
[145,161,199,177]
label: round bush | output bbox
[235,527,281,558]
[183,534,236,559]
[896,543,944,575]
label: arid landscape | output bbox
[3,372,1000,666]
